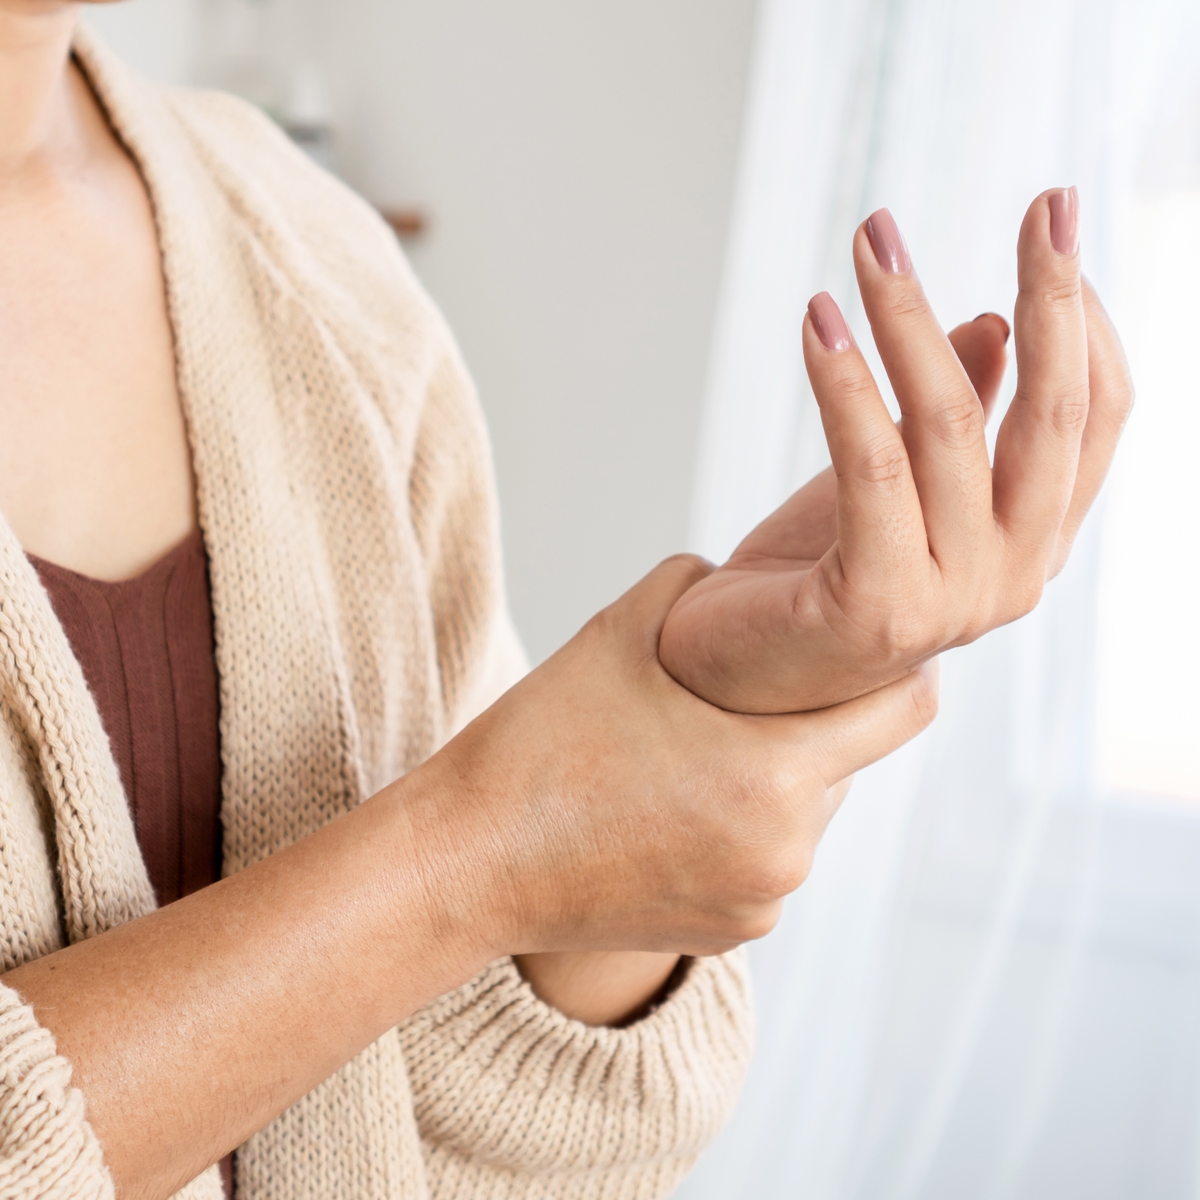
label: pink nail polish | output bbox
[1049,187,1079,256]
[808,292,853,352]
[974,312,1011,344]
[865,208,912,274]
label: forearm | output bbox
[3,763,496,1200]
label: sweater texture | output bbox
[0,26,753,1200]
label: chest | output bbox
[0,147,194,580]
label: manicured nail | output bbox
[974,312,1011,343]
[865,208,911,274]
[808,292,853,351]
[1049,187,1079,256]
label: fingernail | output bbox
[974,312,1011,344]
[808,292,853,352]
[1049,187,1079,256]
[865,208,912,274]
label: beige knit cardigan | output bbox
[0,27,752,1200]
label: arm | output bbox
[3,556,937,1200]
[2,764,493,1199]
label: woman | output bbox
[0,2,1131,1198]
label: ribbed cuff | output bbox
[399,949,753,1177]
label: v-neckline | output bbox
[26,528,204,591]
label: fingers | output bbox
[1046,279,1135,576]
[802,294,925,586]
[784,658,940,783]
[991,188,1089,573]
[854,210,994,575]
[947,314,1010,421]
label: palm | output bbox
[661,317,1012,712]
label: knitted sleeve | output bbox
[399,952,753,1199]
[0,983,112,1198]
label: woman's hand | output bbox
[5,555,936,1198]
[432,554,939,961]
[658,190,1134,714]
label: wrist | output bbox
[378,749,525,977]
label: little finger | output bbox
[1047,278,1135,576]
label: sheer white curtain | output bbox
[677,1,1200,1197]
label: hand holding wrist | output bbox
[417,555,937,965]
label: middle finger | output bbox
[854,209,996,583]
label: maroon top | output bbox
[30,529,234,1198]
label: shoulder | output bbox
[75,24,454,369]
[165,88,450,355]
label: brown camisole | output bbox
[30,528,234,1198]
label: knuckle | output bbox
[732,902,784,944]
[754,844,814,900]
[1025,275,1083,312]
[885,289,934,325]
[855,435,910,487]
[856,608,929,665]
[927,393,985,447]
[1049,384,1091,437]
[825,369,879,411]
[1014,381,1090,439]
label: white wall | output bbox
[87,0,758,662]
[84,0,196,83]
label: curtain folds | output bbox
[679,2,1200,1197]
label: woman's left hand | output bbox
[659,190,1134,715]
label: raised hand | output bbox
[659,190,1133,714]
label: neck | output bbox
[0,3,82,176]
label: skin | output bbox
[660,203,1134,714]
[0,3,1129,1199]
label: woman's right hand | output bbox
[426,552,940,962]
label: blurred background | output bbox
[87,1,1200,1197]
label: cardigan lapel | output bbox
[0,522,155,942]
[72,31,368,873]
